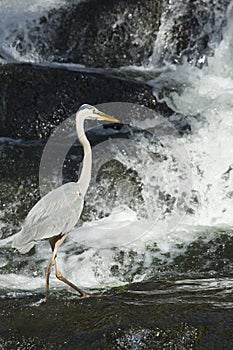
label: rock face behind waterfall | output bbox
[13,0,163,68]
[153,0,231,67]
[6,0,230,68]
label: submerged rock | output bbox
[0,63,171,140]
[0,288,232,349]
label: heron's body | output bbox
[12,104,120,301]
[13,182,84,254]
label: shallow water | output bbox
[1,282,233,349]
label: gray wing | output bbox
[12,182,84,253]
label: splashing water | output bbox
[0,0,81,62]
[150,1,233,228]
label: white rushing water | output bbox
[150,1,233,228]
[0,0,233,295]
[0,0,83,63]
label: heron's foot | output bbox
[79,292,101,299]
[79,292,91,299]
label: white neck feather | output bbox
[76,112,92,195]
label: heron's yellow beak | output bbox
[98,114,120,123]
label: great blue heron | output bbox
[12,104,120,301]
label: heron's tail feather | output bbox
[12,231,35,254]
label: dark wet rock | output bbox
[6,0,230,69]
[82,159,144,221]
[14,0,163,68]
[154,0,230,67]
[0,63,171,140]
[172,233,233,275]
[0,288,233,349]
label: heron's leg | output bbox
[45,234,67,302]
[45,248,57,302]
[53,236,90,298]
[54,256,90,298]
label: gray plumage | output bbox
[12,182,84,253]
[12,104,119,254]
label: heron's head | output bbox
[78,104,120,123]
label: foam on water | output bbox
[149,2,233,229]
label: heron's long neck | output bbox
[76,115,92,195]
